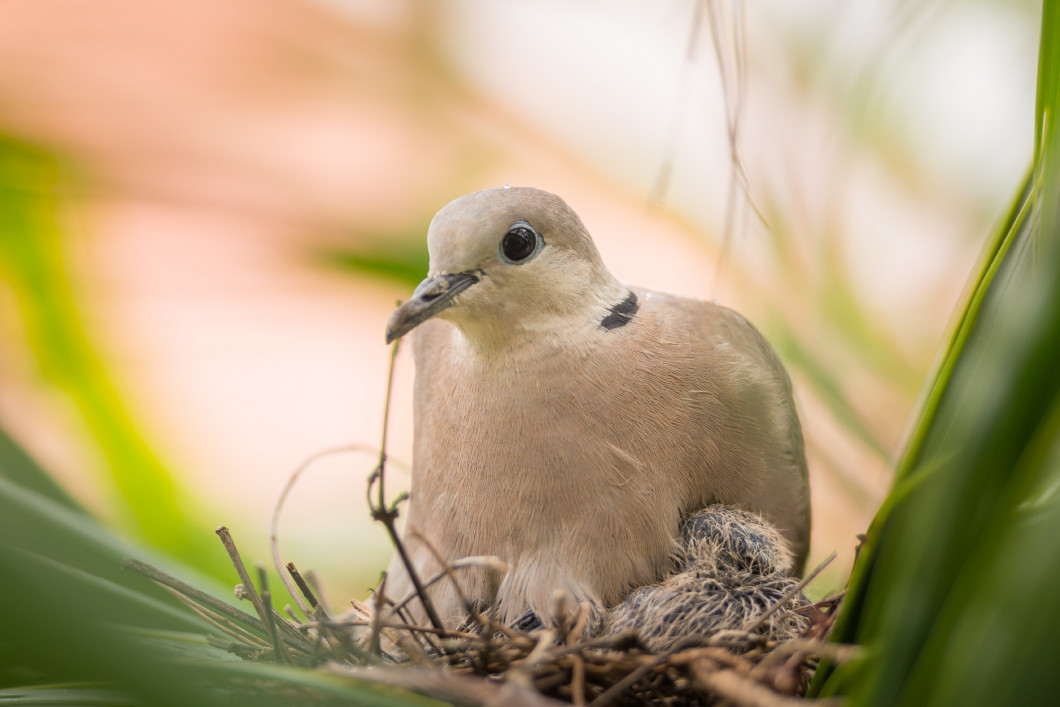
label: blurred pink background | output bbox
[0,0,1038,598]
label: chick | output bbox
[604,505,810,651]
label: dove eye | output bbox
[499,221,542,264]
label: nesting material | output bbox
[125,510,847,707]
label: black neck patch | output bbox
[601,291,639,331]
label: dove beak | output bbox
[385,271,481,343]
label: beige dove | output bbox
[382,186,810,629]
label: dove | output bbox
[381,186,810,629]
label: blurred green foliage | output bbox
[0,428,445,704]
[813,2,1060,704]
[0,136,234,579]
[0,423,81,513]
[322,239,430,290]
[771,325,891,460]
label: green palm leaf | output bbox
[813,2,1060,704]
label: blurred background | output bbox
[0,0,1040,602]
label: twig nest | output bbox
[604,505,810,652]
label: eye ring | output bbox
[499,221,543,264]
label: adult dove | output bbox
[383,187,810,629]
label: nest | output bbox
[123,522,850,707]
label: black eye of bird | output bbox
[500,222,540,263]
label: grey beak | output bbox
[385,271,480,343]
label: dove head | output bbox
[386,187,625,349]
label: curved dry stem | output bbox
[268,443,409,619]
